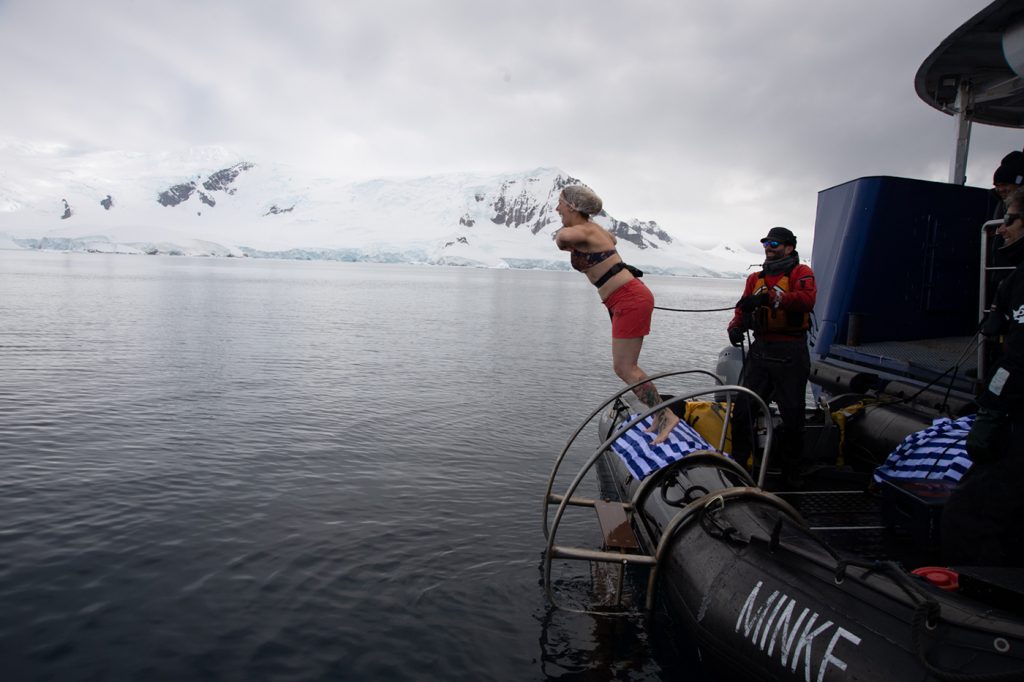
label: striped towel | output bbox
[872,414,975,484]
[609,415,717,480]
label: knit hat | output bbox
[994,150,1024,185]
[762,226,797,246]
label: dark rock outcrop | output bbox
[605,218,672,250]
[202,162,254,193]
[490,180,561,235]
[466,172,590,239]
[264,204,295,216]
[158,182,197,207]
[157,162,254,207]
[490,183,537,228]
[100,195,113,210]
[61,199,72,219]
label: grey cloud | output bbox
[0,0,1016,247]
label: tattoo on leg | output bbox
[635,382,667,430]
[633,382,661,408]
[632,380,680,443]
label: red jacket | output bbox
[728,263,816,342]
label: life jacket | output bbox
[750,270,810,335]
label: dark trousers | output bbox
[730,338,810,478]
[942,419,1024,567]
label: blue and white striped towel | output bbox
[872,414,975,484]
[609,415,717,480]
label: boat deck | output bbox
[776,487,939,567]
[828,335,978,394]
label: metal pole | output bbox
[980,223,989,382]
[948,80,973,185]
[978,219,1010,383]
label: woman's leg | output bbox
[612,337,679,444]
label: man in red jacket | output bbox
[727,226,817,488]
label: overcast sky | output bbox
[1,0,1020,247]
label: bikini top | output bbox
[570,248,617,272]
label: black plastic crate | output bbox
[880,479,958,548]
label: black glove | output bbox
[728,327,745,347]
[981,311,1006,338]
[737,293,769,313]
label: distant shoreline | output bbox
[0,245,749,279]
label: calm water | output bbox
[0,251,740,681]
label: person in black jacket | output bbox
[992,150,1024,221]
[975,189,1024,446]
[984,150,1024,305]
[943,187,1024,566]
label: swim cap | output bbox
[561,185,603,217]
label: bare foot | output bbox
[648,410,680,445]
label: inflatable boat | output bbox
[543,376,1024,680]
[543,2,1024,679]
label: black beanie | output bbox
[763,226,797,246]
[994,150,1024,185]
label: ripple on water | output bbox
[0,256,736,680]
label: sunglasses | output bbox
[1004,213,1021,226]
[760,239,782,248]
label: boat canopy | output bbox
[915,0,1024,129]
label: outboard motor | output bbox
[715,345,743,401]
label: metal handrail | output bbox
[978,218,1009,382]
[543,394,691,613]
[644,487,806,610]
[630,451,756,520]
[542,383,774,614]
[541,369,722,540]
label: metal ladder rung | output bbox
[810,525,887,531]
[546,492,601,508]
[549,545,657,566]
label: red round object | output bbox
[912,566,960,591]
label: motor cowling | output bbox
[715,345,744,401]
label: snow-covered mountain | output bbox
[0,142,760,276]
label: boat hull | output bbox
[597,414,1024,682]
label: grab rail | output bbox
[642,486,805,610]
[541,369,723,540]
[542,380,775,614]
[978,218,1011,381]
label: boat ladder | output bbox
[541,373,777,616]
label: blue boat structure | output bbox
[543,2,1024,680]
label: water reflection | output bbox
[0,252,740,680]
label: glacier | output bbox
[0,143,761,277]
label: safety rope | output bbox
[890,332,980,417]
[819,331,980,428]
[699,500,747,545]
[654,304,736,313]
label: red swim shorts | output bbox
[603,278,654,339]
